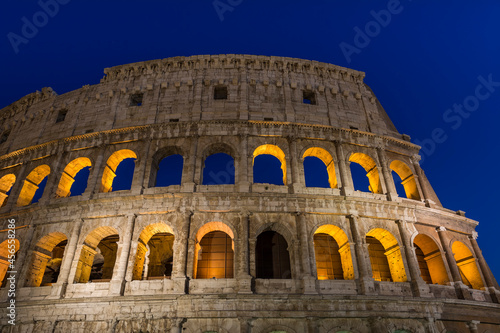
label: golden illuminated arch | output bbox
[413,234,449,285]
[0,174,16,207]
[26,232,68,287]
[132,223,175,280]
[253,144,287,185]
[17,165,51,206]
[0,239,20,288]
[349,153,382,194]
[74,226,120,283]
[314,225,354,280]
[452,241,484,290]
[56,157,92,198]
[366,228,407,282]
[303,147,337,188]
[390,160,420,200]
[193,222,235,279]
[100,149,137,193]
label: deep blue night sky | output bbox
[1,1,499,280]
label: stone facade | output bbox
[0,55,499,332]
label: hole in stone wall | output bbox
[366,236,392,282]
[0,131,10,144]
[195,231,234,279]
[130,93,144,106]
[145,233,174,279]
[202,153,235,185]
[69,166,91,196]
[391,171,407,198]
[40,240,67,286]
[304,156,330,188]
[350,162,371,192]
[111,158,136,191]
[253,155,284,186]
[313,233,344,280]
[169,118,179,122]
[303,90,316,105]
[90,235,119,282]
[56,109,68,123]
[264,117,274,121]
[156,154,183,187]
[214,86,228,100]
[256,231,291,279]
[31,176,48,204]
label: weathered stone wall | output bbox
[0,55,498,332]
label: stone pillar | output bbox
[39,151,66,205]
[181,135,198,192]
[130,139,151,195]
[436,227,472,300]
[171,210,192,294]
[109,214,136,295]
[469,232,500,303]
[396,220,432,297]
[237,211,252,293]
[334,141,353,196]
[288,136,303,193]
[88,144,108,199]
[48,218,84,298]
[376,148,398,201]
[348,215,375,295]
[411,155,435,207]
[3,163,27,210]
[467,320,480,333]
[14,222,35,288]
[294,212,316,294]
[237,134,250,192]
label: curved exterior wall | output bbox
[0,54,498,333]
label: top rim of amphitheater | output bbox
[103,54,366,78]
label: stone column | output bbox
[294,212,316,294]
[130,139,151,195]
[171,210,192,294]
[288,136,303,193]
[396,220,431,297]
[181,135,198,192]
[411,155,435,207]
[39,150,66,205]
[348,215,375,295]
[334,141,353,196]
[469,232,500,303]
[436,227,472,300]
[237,134,250,192]
[237,211,252,293]
[49,218,84,298]
[109,214,136,296]
[376,148,398,201]
[4,163,28,211]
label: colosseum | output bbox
[0,54,499,333]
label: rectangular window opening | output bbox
[0,131,10,144]
[56,109,68,123]
[303,90,317,105]
[169,118,179,123]
[264,117,274,121]
[214,86,228,100]
[130,93,144,106]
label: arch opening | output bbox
[256,230,291,279]
[202,153,235,185]
[390,160,421,200]
[0,174,16,207]
[366,228,407,282]
[0,239,20,288]
[195,231,234,279]
[303,147,337,188]
[56,157,91,198]
[26,232,67,287]
[132,223,175,280]
[17,165,51,206]
[413,234,449,285]
[452,241,484,290]
[314,225,354,280]
[100,149,137,192]
[155,154,183,187]
[349,153,382,194]
[253,144,286,185]
[74,227,119,283]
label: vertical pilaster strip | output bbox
[172,210,192,294]
[348,215,375,295]
[109,214,136,296]
[469,232,500,303]
[396,220,431,297]
[376,147,398,201]
[334,140,353,196]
